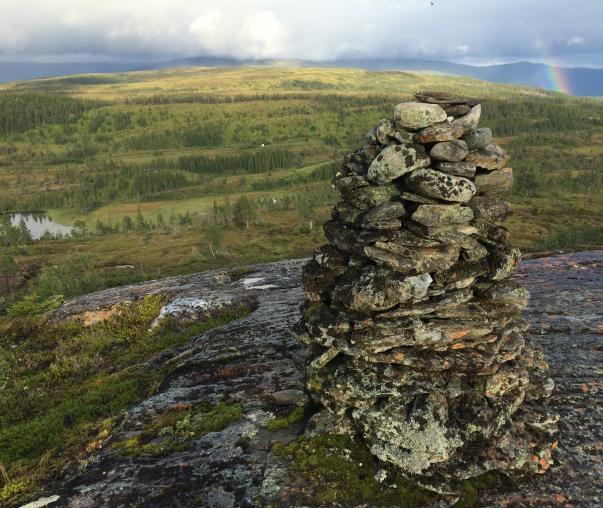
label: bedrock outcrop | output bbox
[24,251,602,507]
[296,91,560,494]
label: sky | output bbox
[1,0,602,67]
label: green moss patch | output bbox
[112,402,243,458]
[272,434,513,507]
[265,405,308,431]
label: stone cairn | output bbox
[296,91,559,493]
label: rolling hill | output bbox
[1,57,602,96]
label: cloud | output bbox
[189,10,288,59]
[567,36,585,46]
[0,0,601,66]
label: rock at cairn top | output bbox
[296,91,558,495]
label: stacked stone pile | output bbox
[296,91,558,493]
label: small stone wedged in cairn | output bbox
[295,89,559,496]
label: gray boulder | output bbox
[430,140,469,162]
[451,104,481,133]
[367,144,430,184]
[463,127,493,150]
[405,168,476,203]
[394,102,448,130]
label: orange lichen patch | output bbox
[79,305,123,326]
[167,403,192,412]
[451,330,470,340]
[539,456,551,471]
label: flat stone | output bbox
[399,191,442,204]
[451,104,481,134]
[364,244,459,274]
[338,181,400,211]
[331,266,432,312]
[411,204,474,227]
[465,143,510,170]
[414,90,470,104]
[445,104,471,117]
[313,245,349,271]
[366,118,396,144]
[270,389,309,406]
[404,222,479,240]
[367,144,430,184]
[414,122,464,143]
[463,128,493,150]
[332,202,364,224]
[474,168,513,195]
[405,168,476,203]
[430,140,469,162]
[361,219,402,230]
[362,202,407,225]
[467,196,513,223]
[433,161,476,178]
[333,175,369,195]
[394,102,448,131]
[365,120,414,146]
[323,220,360,253]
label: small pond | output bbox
[7,213,73,240]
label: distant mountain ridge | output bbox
[1,57,601,96]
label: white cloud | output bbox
[0,0,601,65]
[567,36,585,46]
[190,10,287,59]
[236,11,287,59]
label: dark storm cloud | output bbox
[0,0,601,66]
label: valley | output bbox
[0,66,601,304]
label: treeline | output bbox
[250,161,337,191]
[0,165,199,211]
[124,92,399,110]
[0,92,103,137]
[109,148,302,176]
[482,98,603,135]
[0,148,303,211]
[176,147,302,174]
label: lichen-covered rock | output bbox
[367,144,430,184]
[415,122,464,143]
[362,201,407,225]
[463,127,493,150]
[430,140,469,162]
[394,102,448,130]
[465,143,510,170]
[366,118,413,144]
[475,167,513,195]
[331,266,432,312]
[451,104,482,133]
[433,161,477,178]
[405,168,476,203]
[467,195,513,222]
[411,204,474,226]
[296,91,557,497]
[414,90,471,104]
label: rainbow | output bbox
[544,62,572,95]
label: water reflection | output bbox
[8,213,73,240]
